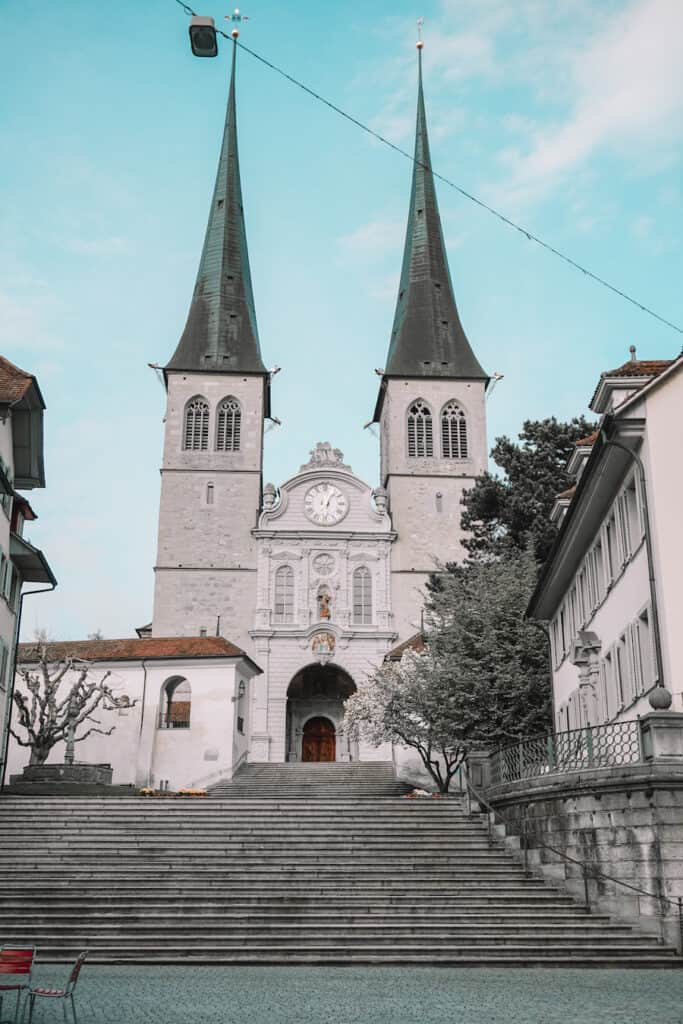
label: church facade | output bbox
[8,46,489,789]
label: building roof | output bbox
[385,631,425,661]
[603,358,673,379]
[18,635,261,672]
[0,356,38,405]
[165,43,267,379]
[589,358,674,410]
[10,534,56,586]
[374,52,486,419]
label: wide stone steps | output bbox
[0,770,678,966]
[208,761,412,799]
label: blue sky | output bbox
[2,0,681,640]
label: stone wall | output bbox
[476,715,683,946]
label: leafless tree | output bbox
[10,644,135,766]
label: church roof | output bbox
[18,636,261,672]
[374,51,487,419]
[385,631,426,661]
[165,43,267,378]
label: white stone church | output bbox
[9,49,489,790]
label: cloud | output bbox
[338,219,404,261]
[494,0,683,200]
[65,237,128,256]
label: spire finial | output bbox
[416,17,424,50]
[226,7,249,39]
[630,344,637,362]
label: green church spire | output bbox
[166,43,267,376]
[380,49,487,388]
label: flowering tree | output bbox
[345,548,551,792]
[10,645,135,767]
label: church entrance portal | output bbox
[302,717,336,762]
[286,664,357,762]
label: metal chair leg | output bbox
[71,994,78,1024]
[27,995,34,1024]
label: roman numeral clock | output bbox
[304,482,349,526]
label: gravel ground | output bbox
[17,965,683,1024]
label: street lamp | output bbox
[189,15,218,57]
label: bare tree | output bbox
[10,645,135,767]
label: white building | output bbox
[0,357,55,787]
[8,49,490,788]
[528,351,683,731]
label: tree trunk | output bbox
[29,746,50,766]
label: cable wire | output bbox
[173,6,682,338]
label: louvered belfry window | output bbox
[274,565,294,624]
[441,401,468,459]
[184,397,209,451]
[216,397,241,452]
[407,400,433,457]
[352,566,372,624]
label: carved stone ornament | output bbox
[300,441,351,473]
[312,632,336,663]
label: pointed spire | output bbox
[381,48,487,384]
[166,42,267,376]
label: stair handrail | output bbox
[462,767,683,952]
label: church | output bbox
[9,46,489,790]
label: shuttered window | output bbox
[441,401,468,459]
[216,397,241,452]
[183,397,209,451]
[352,566,372,624]
[407,400,433,457]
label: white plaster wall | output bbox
[7,656,257,791]
[640,372,683,704]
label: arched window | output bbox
[183,397,209,451]
[352,566,372,624]
[274,565,294,624]
[216,396,241,452]
[159,677,191,729]
[407,400,433,457]
[441,400,468,459]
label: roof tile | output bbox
[18,636,251,665]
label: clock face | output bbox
[304,482,349,526]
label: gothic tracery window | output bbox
[183,397,209,451]
[352,566,372,624]
[441,400,468,459]
[407,400,433,458]
[274,565,294,624]
[216,396,241,452]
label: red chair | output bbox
[26,952,88,1024]
[0,945,35,1024]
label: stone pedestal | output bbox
[11,763,113,786]
[639,712,683,761]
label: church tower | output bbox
[373,47,489,641]
[152,44,269,649]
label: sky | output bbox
[2,0,681,641]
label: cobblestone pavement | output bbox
[21,965,683,1024]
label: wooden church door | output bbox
[302,717,336,762]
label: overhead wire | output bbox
[172,3,683,339]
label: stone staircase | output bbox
[0,764,678,966]
[209,761,412,798]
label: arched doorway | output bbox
[302,717,336,762]
[286,664,357,762]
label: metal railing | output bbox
[491,719,642,785]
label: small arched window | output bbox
[183,397,209,451]
[407,400,433,457]
[216,396,241,452]
[352,566,372,624]
[160,677,191,729]
[441,401,468,459]
[274,565,294,624]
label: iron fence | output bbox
[491,719,642,784]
